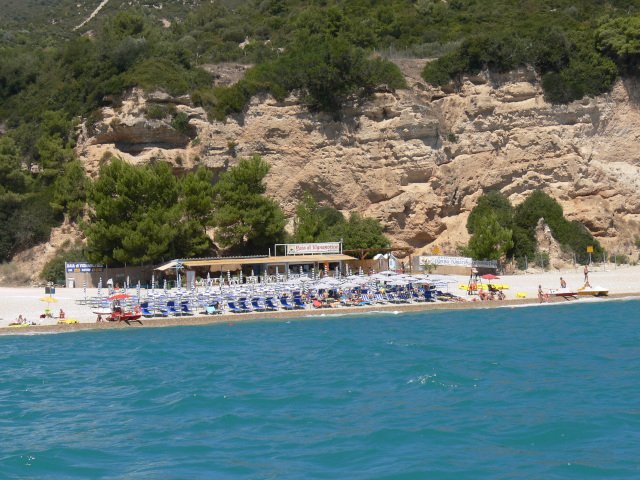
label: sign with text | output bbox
[286,242,341,255]
[419,256,497,268]
[65,262,104,273]
[587,246,594,253]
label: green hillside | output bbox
[1,0,639,266]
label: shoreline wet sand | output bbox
[2,292,637,335]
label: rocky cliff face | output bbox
[76,60,640,257]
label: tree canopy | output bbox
[81,158,215,265]
[212,154,287,255]
[465,190,603,264]
[291,193,389,254]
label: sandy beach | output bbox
[1,263,638,333]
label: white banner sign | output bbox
[419,256,497,268]
[286,242,341,255]
[420,255,472,267]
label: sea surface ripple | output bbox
[1,300,639,479]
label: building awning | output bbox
[154,254,356,271]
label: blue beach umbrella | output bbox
[83,280,87,301]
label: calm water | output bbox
[1,299,639,479]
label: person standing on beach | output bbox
[584,265,589,283]
[560,277,567,288]
[538,285,546,303]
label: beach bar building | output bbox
[154,242,357,286]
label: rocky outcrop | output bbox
[76,61,640,257]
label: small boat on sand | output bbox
[576,285,608,296]
[547,287,578,298]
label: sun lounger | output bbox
[411,291,426,302]
[360,294,373,305]
[226,301,246,313]
[251,298,266,311]
[167,301,182,316]
[374,293,388,303]
[293,296,307,309]
[180,302,194,315]
[265,298,280,311]
[280,297,295,310]
[238,298,253,311]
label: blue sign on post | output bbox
[65,262,105,273]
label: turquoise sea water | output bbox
[1,299,639,479]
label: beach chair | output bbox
[293,296,307,309]
[155,304,169,316]
[238,298,253,311]
[374,293,388,304]
[180,301,194,315]
[411,290,426,302]
[265,298,280,311]
[140,302,154,317]
[226,301,246,313]
[280,296,295,310]
[360,294,373,305]
[167,301,182,316]
[424,288,437,302]
[251,298,267,312]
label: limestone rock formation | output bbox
[76,61,640,258]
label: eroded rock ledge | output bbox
[76,63,640,256]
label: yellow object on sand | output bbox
[57,319,78,324]
[516,292,527,298]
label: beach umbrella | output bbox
[137,280,141,303]
[97,278,102,297]
[40,297,58,313]
[335,266,339,279]
[239,269,243,285]
[83,280,87,301]
[324,263,329,277]
[227,270,231,285]
[481,274,500,280]
[108,293,132,300]
[206,272,210,286]
[163,279,168,293]
[276,266,280,285]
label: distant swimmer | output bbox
[560,277,567,288]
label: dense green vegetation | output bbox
[1,0,636,265]
[465,190,603,265]
[80,158,216,265]
[293,192,388,253]
[211,154,287,255]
